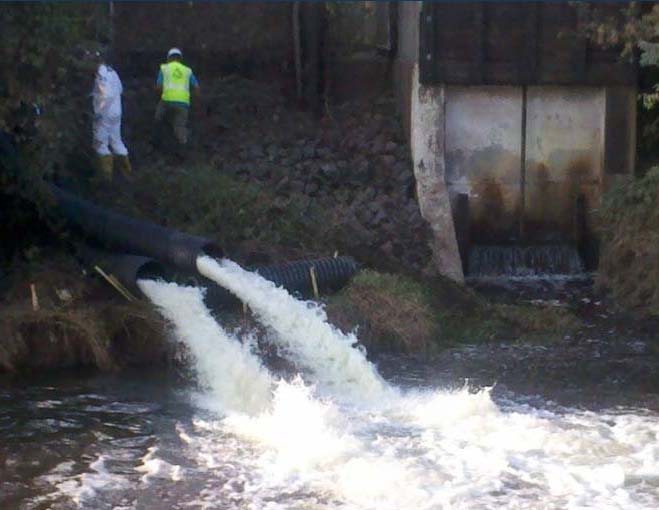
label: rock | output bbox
[356,208,375,225]
[267,144,280,160]
[55,288,73,303]
[371,135,386,154]
[380,241,394,256]
[406,201,420,218]
[333,189,352,204]
[302,144,316,159]
[305,181,320,195]
[371,209,388,226]
[367,200,381,214]
[384,141,398,153]
[289,147,303,162]
[290,179,306,194]
[320,162,338,178]
[363,188,377,201]
[247,144,264,158]
[381,155,396,168]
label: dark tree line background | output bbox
[0,3,112,265]
[2,1,659,273]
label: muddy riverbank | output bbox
[2,252,657,392]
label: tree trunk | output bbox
[300,2,325,114]
[293,2,302,102]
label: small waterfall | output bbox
[196,256,389,402]
[138,280,273,415]
[468,244,585,278]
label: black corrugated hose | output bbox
[48,184,223,273]
[203,256,359,310]
[82,249,358,309]
[49,185,359,306]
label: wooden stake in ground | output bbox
[30,283,39,311]
[94,265,137,302]
[309,266,319,300]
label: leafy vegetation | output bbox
[0,255,167,373]
[1,3,109,263]
[579,3,659,165]
[598,167,659,317]
[1,3,107,176]
[327,270,440,352]
[104,162,335,263]
[327,270,581,353]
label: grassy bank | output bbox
[0,256,168,373]
[327,270,581,353]
[89,162,334,265]
[1,252,584,373]
[598,167,659,318]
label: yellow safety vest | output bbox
[160,61,192,105]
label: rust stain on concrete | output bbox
[469,176,521,243]
[524,155,599,242]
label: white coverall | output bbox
[92,64,128,156]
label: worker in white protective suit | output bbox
[91,50,131,180]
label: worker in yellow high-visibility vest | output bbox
[154,48,200,149]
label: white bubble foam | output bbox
[136,446,183,483]
[197,256,389,403]
[138,279,274,415]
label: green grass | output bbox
[100,162,335,262]
[327,270,582,353]
[598,167,659,317]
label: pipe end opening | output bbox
[136,260,168,282]
[202,243,225,261]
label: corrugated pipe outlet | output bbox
[48,184,223,273]
[203,256,359,310]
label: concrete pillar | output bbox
[410,65,465,283]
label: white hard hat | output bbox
[167,47,182,58]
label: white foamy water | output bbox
[136,446,183,483]
[27,267,654,509]
[36,456,131,507]
[174,383,659,510]
[138,279,273,415]
[197,255,389,402]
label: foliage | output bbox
[578,5,659,316]
[326,1,388,54]
[578,3,648,58]
[108,162,334,262]
[327,269,439,352]
[578,3,659,161]
[0,255,167,373]
[0,3,107,200]
[598,167,659,317]
[600,166,659,226]
[327,270,581,353]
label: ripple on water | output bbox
[1,375,658,510]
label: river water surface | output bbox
[1,259,658,509]
[2,366,659,510]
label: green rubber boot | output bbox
[116,155,132,178]
[97,155,114,182]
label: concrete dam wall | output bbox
[446,85,605,245]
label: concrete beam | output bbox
[410,65,465,283]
